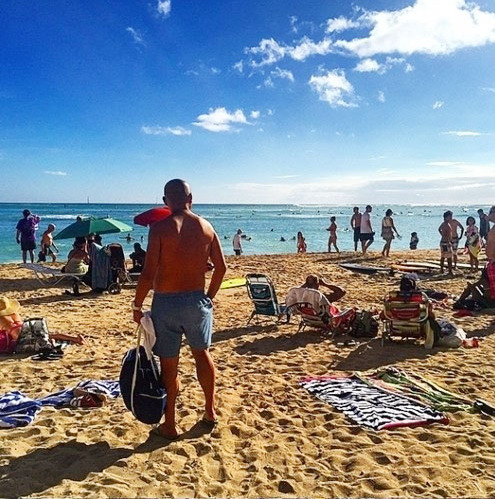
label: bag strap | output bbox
[130,324,142,416]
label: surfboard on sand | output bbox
[220,277,247,289]
[390,263,433,273]
[423,260,476,270]
[339,263,390,275]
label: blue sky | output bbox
[1,0,495,204]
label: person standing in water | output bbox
[381,209,400,257]
[326,217,339,253]
[297,231,307,253]
[16,209,41,263]
[350,207,361,252]
[359,205,374,255]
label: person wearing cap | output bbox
[233,229,243,256]
[39,224,59,263]
[0,296,85,349]
[15,209,40,263]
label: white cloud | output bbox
[326,16,361,33]
[404,63,415,72]
[233,61,244,73]
[250,110,260,119]
[308,69,358,108]
[271,67,294,82]
[245,36,333,67]
[433,101,444,109]
[426,161,463,166]
[289,15,298,34]
[378,91,385,103]
[482,87,495,93]
[354,58,383,73]
[44,170,67,176]
[193,107,249,132]
[126,27,145,46]
[334,0,495,58]
[273,174,300,179]
[442,130,484,136]
[157,0,171,17]
[267,108,274,116]
[141,125,191,136]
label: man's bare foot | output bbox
[153,423,179,440]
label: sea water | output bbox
[0,203,486,264]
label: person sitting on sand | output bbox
[39,223,59,263]
[0,296,85,351]
[63,238,90,274]
[301,274,346,303]
[129,243,146,273]
[453,266,495,310]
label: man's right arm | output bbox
[207,233,227,300]
[133,226,160,322]
[15,229,20,244]
[350,215,355,229]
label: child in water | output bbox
[410,232,419,250]
[297,231,307,253]
[326,217,340,253]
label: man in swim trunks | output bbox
[39,224,59,263]
[478,209,489,244]
[16,209,40,263]
[359,205,374,255]
[133,179,227,439]
[448,212,464,270]
[350,207,361,252]
[438,211,453,276]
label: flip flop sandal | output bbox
[31,348,64,361]
[69,393,104,408]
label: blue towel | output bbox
[0,392,42,428]
[0,380,120,428]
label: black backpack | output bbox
[120,338,167,425]
[349,310,379,338]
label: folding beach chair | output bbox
[285,287,355,336]
[382,290,431,346]
[246,274,289,324]
[23,263,85,287]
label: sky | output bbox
[1,0,495,205]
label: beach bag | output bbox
[119,326,166,425]
[436,319,466,348]
[349,310,379,338]
[16,318,55,354]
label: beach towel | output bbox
[0,392,43,428]
[300,375,449,430]
[0,380,120,428]
[286,287,330,312]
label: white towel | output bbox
[139,311,156,361]
[285,287,329,312]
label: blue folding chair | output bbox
[246,274,289,324]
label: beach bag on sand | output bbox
[349,310,379,338]
[120,326,166,425]
[16,318,55,354]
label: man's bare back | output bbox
[148,211,217,293]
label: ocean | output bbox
[0,203,485,264]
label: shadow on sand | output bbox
[0,420,216,498]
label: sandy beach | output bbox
[1,249,494,498]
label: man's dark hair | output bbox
[23,209,30,218]
[443,211,452,220]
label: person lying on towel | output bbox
[0,296,85,354]
[301,274,346,303]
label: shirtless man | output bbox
[359,205,374,255]
[449,212,464,269]
[132,179,227,440]
[302,274,346,303]
[39,224,58,263]
[350,207,361,252]
[438,211,454,275]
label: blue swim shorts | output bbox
[151,291,213,358]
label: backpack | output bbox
[16,318,55,354]
[349,310,379,338]
[119,328,167,425]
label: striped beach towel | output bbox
[300,375,449,430]
[0,380,120,428]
